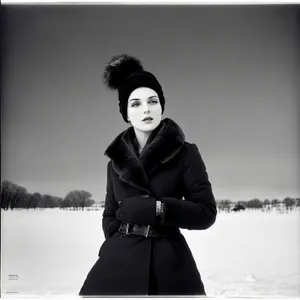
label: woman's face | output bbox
[127,87,162,132]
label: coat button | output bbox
[118,200,122,204]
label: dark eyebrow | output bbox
[129,96,158,102]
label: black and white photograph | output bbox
[1,3,300,297]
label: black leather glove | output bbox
[116,195,158,225]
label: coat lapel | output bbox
[104,130,150,193]
[104,118,185,192]
[139,118,185,175]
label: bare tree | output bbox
[247,198,263,210]
[282,197,296,212]
[1,181,27,210]
[217,199,232,213]
[263,199,271,212]
[64,190,94,210]
[295,198,300,208]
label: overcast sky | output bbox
[2,5,299,202]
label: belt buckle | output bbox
[144,225,151,238]
[125,223,131,235]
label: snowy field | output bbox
[1,208,300,298]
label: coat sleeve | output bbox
[102,161,121,239]
[160,143,217,230]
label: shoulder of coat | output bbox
[179,141,192,157]
[183,141,192,146]
[182,141,197,151]
[181,142,202,159]
[107,160,113,170]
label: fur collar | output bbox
[104,118,185,193]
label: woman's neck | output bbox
[133,128,152,153]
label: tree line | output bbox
[2,180,299,213]
[1,180,96,210]
[217,197,300,213]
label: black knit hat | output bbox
[103,54,165,123]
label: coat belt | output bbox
[118,222,180,238]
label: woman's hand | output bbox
[116,195,158,225]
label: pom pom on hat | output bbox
[103,54,144,90]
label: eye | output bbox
[149,99,158,104]
[131,102,140,107]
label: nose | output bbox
[143,103,150,114]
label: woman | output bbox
[79,54,217,296]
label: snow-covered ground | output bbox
[1,208,299,297]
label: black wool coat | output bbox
[79,118,217,296]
